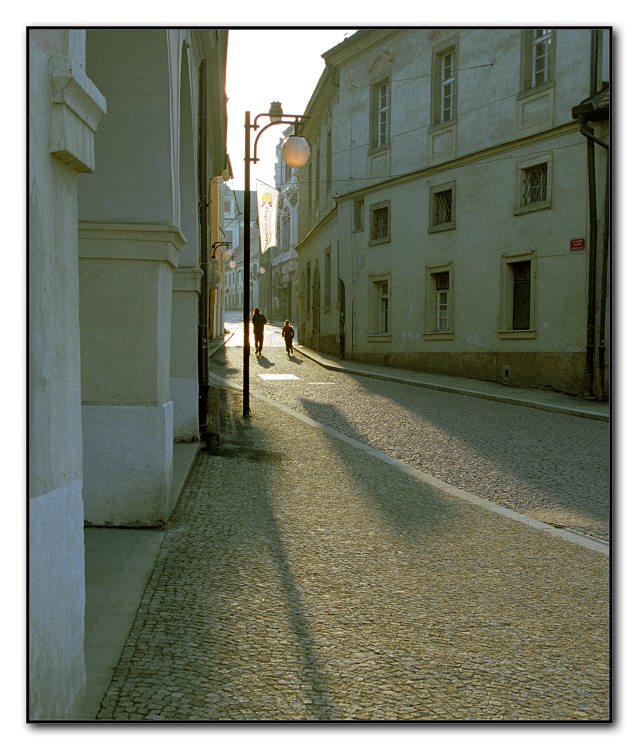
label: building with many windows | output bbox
[295,28,610,397]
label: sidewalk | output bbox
[293,343,609,422]
[93,388,609,721]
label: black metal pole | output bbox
[243,111,251,417]
[197,60,209,433]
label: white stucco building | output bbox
[223,188,260,311]
[29,27,228,719]
[296,29,610,397]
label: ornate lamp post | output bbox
[243,102,310,417]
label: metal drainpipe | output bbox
[578,117,609,400]
[582,117,598,400]
[597,148,610,400]
[197,60,209,434]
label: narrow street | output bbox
[94,320,610,721]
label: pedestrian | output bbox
[251,307,267,355]
[281,320,295,355]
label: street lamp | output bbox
[243,102,310,417]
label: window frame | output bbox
[498,252,536,338]
[369,273,392,340]
[369,200,391,246]
[370,78,391,153]
[424,263,454,339]
[353,197,365,233]
[514,154,552,215]
[520,29,556,94]
[428,181,456,233]
[431,38,459,129]
[324,246,332,312]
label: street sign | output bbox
[570,237,586,252]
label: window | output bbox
[425,265,453,337]
[353,197,365,232]
[315,144,321,201]
[429,182,456,232]
[432,42,458,126]
[532,29,552,87]
[370,276,390,336]
[370,201,390,245]
[499,254,535,337]
[515,157,551,214]
[521,163,547,206]
[324,247,332,311]
[511,261,531,330]
[371,79,390,150]
[435,272,450,332]
[440,51,455,122]
[521,29,555,91]
[326,128,332,193]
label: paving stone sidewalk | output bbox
[97,389,609,721]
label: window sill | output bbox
[423,332,454,340]
[513,201,551,216]
[517,81,554,100]
[428,222,455,234]
[497,329,536,339]
[368,335,392,342]
[429,117,457,133]
[367,144,390,157]
[368,237,391,247]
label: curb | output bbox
[293,344,609,423]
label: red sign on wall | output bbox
[570,237,586,252]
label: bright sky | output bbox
[225,29,356,190]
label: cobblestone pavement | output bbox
[210,339,610,542]
[97,383,609,721]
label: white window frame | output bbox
[370,78,391,152]
[532,29,552,88]
[520,29,555,93]
[431,39,459,128]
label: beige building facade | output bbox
[29,27,228,719]
[296,29,610,397]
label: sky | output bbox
[225,29,356,190]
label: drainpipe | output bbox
[581,116,598,400]
[597,145,610,399]
[197,59,209,434]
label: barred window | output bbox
[434,189,453,225]
[521,163,547,206]
[370,204,390,243]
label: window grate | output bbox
[434,189,453,225]
[371,206,389,240]
[522,164,547,206]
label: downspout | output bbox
[581,115,598,400]
[598,144,610,400]
[197,59,209,434]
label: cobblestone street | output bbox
[96,340,609,721]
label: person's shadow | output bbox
[288,355,303,364]
[256,355,275,368]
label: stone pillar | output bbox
[28,30,106,719]
[79,222,184,526]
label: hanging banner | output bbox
[256,180,279,253]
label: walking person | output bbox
[252,307,268,356]
[281,320,295,356]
